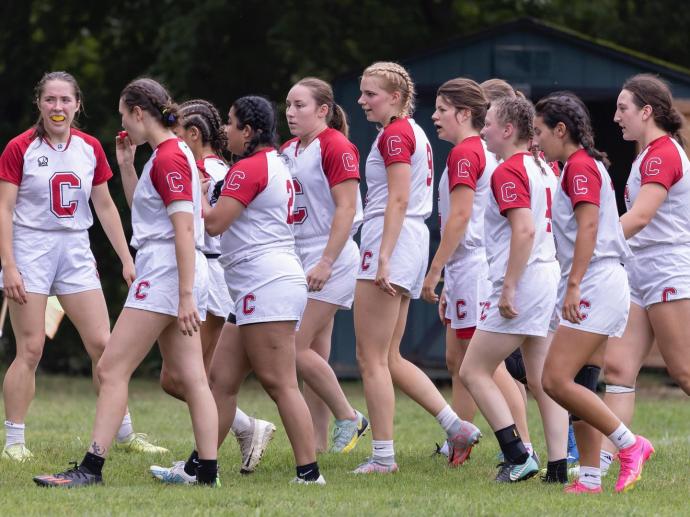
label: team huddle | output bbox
[0,61,688,494]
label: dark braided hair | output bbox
[231,96,278,157]
[179,99,228,158]
[32,71,83,141]
[493,96,548,176]
[120,78,179,128]
[535,92,610,168]
[622,74,685,148]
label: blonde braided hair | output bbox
[362,61,416,118]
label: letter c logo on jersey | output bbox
[361,250,373,271]
[386,136,402,156]
[643,157,662,177]
[243,293,256,315]
[573,175,589,196]
[224,170,246,191]
[501,182,517,203]
[342,152,357,172]
[166,172,185,192]
[457,159,472,179]
[456,299,467,320]
[579,299,591,320]
[134,281,150,300]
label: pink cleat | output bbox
[564,480,602,494]
[448,421,482,467]
[615,435,654,493]
[352,458,399,474]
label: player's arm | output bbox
[378,162,410,296]
[0,181,26,304]
[619,183,667,239]
[115,134,138,208]
[202,194,245,236]
[170,209,201,336]
[422,185,473,303]
[91,183,136,286]
[500,207,535,318]
[563,203,599,323]
[307,179,359,291]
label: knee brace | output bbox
[504,348,527,385]
[604,383,635,394]
[571,365,601,421]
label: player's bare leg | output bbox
[303,318,335,452]
[648,299,690,394]
[445,330,476,421]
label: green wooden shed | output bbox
[329,17,690,376]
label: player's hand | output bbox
[421,268,441,303]
[437,286,447,323]
[306,257,333,292]
[177,293,201,336]
[115,132,136,168]
[498,284,518,319]
[121,258,136,288]
[374,257,397,297]
[562,284,583,324]
[1,266,27,305]
[201,177,212,196]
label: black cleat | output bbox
[33,462,103,488]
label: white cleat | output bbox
[291,474,326,485]
[236,417,276,474]
[150,460,196,484]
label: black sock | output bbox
[80,452,105,476]
[195,458,218,485]
[184,449,199,477]
[544,458,568,483]
[494,425,528,465]
[296,462,320,482]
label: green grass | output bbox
[1,374,688,516]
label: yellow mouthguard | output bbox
[50,115,66,122]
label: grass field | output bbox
[0,373,688,516]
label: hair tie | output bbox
[161,107,176,124]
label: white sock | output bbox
[116,412,134,442]
[607,423,636,450]
[439,440,450,457]
[5,420,25,447]
[600,450,614,474]
[231,408,252,435]
[579,466,602,488]
[372,439,395,465]
[435,404,462,437]
[524,442,533,455]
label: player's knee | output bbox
[159,367,179,397]
[458,363,476,388]
[16,341,44,370]
[355,344,387,376]
[667,364,690,395]
[603,359,636,386]
[541,370,562,401]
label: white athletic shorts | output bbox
[0,227,101,296]
[205,257,234,318]
[477,261,559,337]
[125,241,208,320]
[224,249,307,326]
[296,236,359,309]
[444,248,491,329]
[626,243,690,308]
[555,258,629,337]
[357,215,429,299]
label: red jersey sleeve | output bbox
[220,154,269,207]
[279,137,299,156]
[639,137,683,190]
[446,143,484,192]
[150,144,194,206]
[562,154,601,207]
[320,130,360,188]
[0,133,31,185]
[377,119,415,167]
[491,160,531,216]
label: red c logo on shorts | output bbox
[479,301,491,321]
[361,250,373,271]
[579,299,591,320]
[134,281,150,300]
[456,299,467,320]
[662,287,677,302]
[243,294,256,315]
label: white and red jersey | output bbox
[130,138,204,250]
[553,149,630,276]
[625,135,690,250]
[0,128,112,230]
[197,155,229,255]
[362,117,433,221]
[280,127,363,240]
[218,149,295,268]
[438,136,499,263]
[484,152,556,283]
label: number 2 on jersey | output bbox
[286,179,295,223]
[545,187,553,232]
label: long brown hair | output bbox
[437,78,489,131]
[120,78,179,128]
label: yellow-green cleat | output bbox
[2,443,34,462]
[115,433,169,454]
